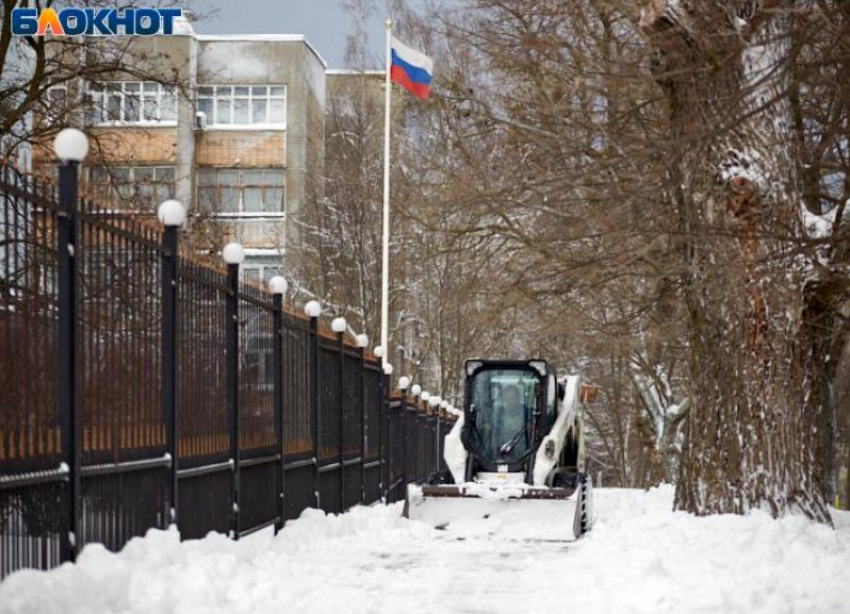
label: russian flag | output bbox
[390,36,433,100]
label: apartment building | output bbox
[26,21,443,387]
[47,21,328,282]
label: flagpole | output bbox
[380,18,392,368]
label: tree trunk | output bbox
[800,280,850,506]
[841,412,850,510]
[641,0,830,521]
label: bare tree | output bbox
[639,0,831,521]
[399,0,846,511]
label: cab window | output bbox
[469,368,539,462]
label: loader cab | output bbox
[462,360,557,482]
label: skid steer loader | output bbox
[403,359,593,541]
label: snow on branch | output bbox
[639,0,698,47]
[630,356,689,454]
[801,203,836,241]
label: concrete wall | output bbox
[85,34,195,200]
[194,37,326,259]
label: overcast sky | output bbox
[187,0,424,69]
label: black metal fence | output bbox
[0,163,454,579]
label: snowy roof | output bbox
[172,14,196,36]
[243,248,283,257]
[326,69,384,76]
[194,34,327,68]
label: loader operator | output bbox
[495,385,529,459]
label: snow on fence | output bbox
[0,165,454,579]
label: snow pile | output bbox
[2,487,849,614]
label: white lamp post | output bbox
[157,199,186,227]
[157,197,185,524]
[268,276,288,296]
[304,300,322,319]
[54,128,89,163]
[222,242,245,266]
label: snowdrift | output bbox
[1,486,848,614]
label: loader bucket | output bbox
[403,482,589,541]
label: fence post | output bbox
[436,401,444,475]
[419,392,429,482]
[407,385,419,486]
[305,301,321,509]
[269,277,287,533]
[425,396,436,480]
[157,200,186,529]
[385,370,391,503]
[331,318,347,513]
[398,377,410,499]
[223,242,244,539]
[356,335,368,503]
[380,363,392,502]
[54,129,88,563]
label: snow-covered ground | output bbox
[1,486,848,614]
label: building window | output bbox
[242,261,283,284]
[87,82,176,125]
[45,84,68,122]
[197,85,286,127]
[88,166,175,209]
[47,83,67,107]
[197,168,284,215]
